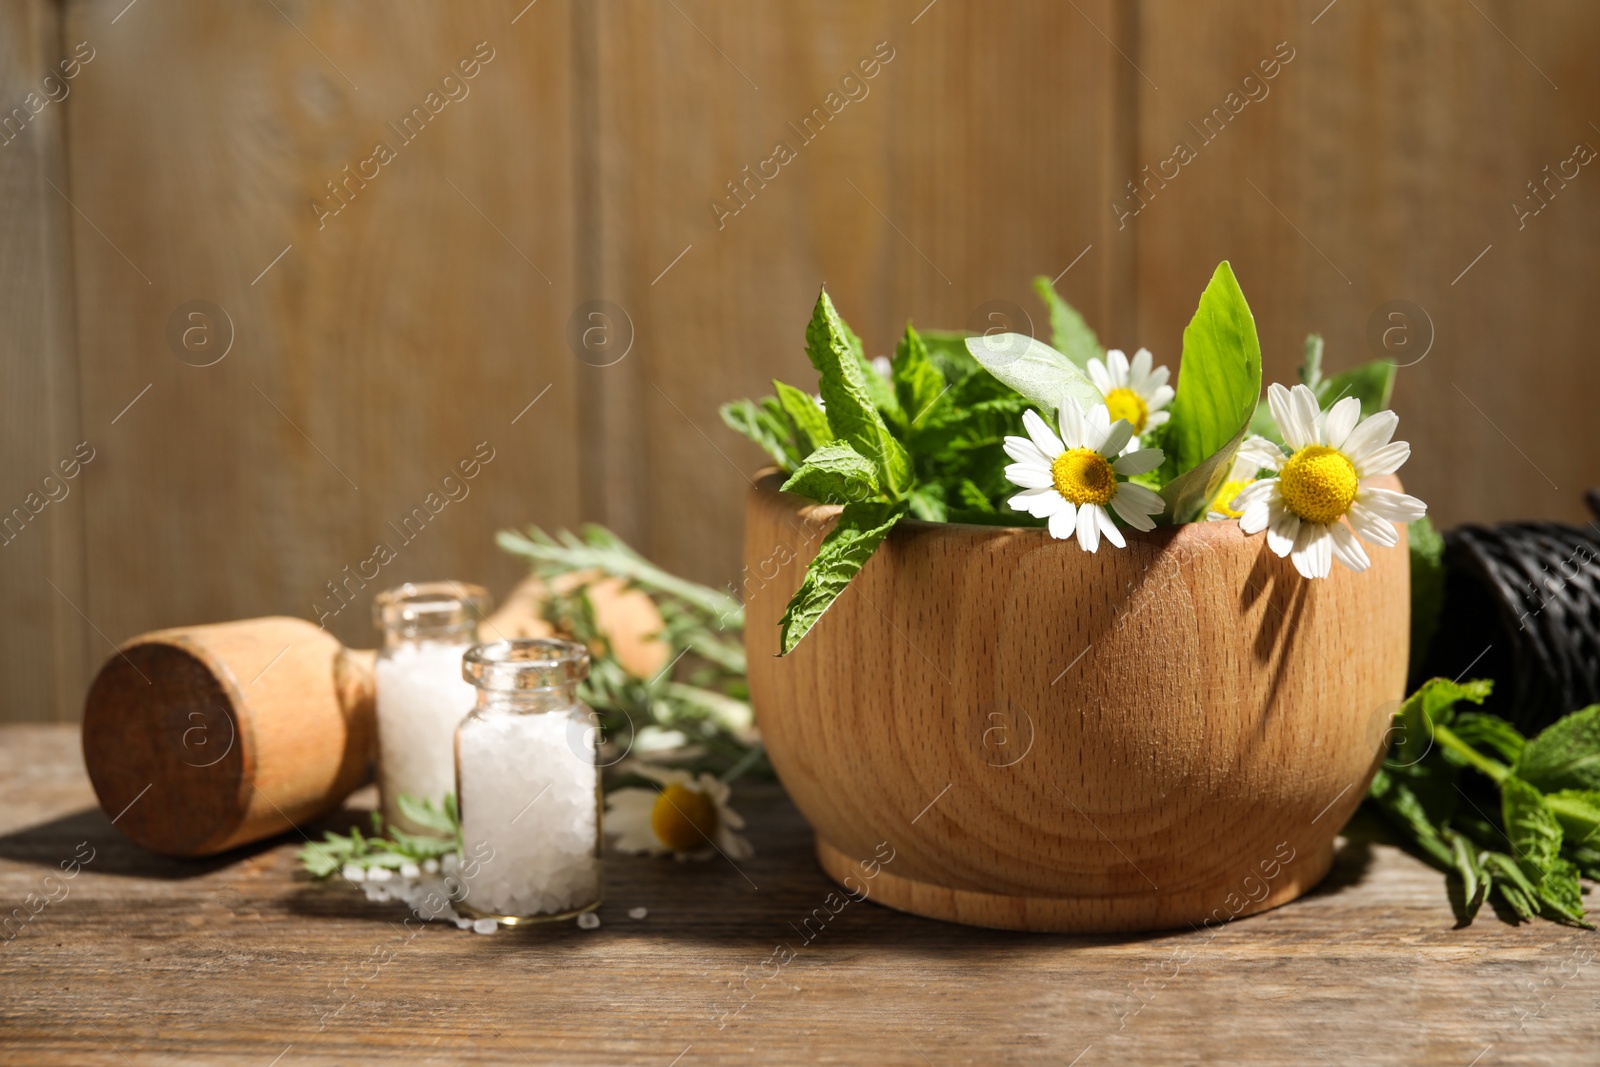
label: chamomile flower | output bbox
[1230,383,1426,579]
[1086,348,1173,441]
[1003,403,1165,551]
[604,766,752,861]
[1205,435,1285,522]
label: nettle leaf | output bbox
[962,332,1102,424]
[720,398,804,472]
[780,441,882,505]
[773,379,833,454]
[777,501,907,656]
[1515,704,1600,792]
[1161,261,1263,484]
[806,289,913,497]
[891,324,947,428]
[1031,275,1103,369]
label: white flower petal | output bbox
[1086,358,1113,395]
[1023,408,1065,458]
[1107,348,1130,384]
[1353,440,1410,477]
[1329,521,1372,572]
[1083,404,1113,453]
[1130,347,1153,383]
[1268,383,1312,451]
[1146,365,1171,391]
[1076,502,1101,552]
[1292,385,1324,446]
[1291,523,1333,579]
[1100,419,1135,459]
[1340,409,1398,463]
[1056,400,1087,450]
[1111,490,1157,531]
[1232,478,1277,510]
[1345,502,1400,548]
[1112,447,1163,476]
[1005,462,1054,490]
[1322,396,1362,450]
[1147,384,1175,411]
[1238,499,1273,534]
[1004,435,1050,466]
[1114,481,1165,517]
[1144,411,1171,432]
[717,827,754,860]
[1096,506,1127,548]
[1358,486,1427,523]
[1048,502,1078,540]
[1010,487,1063,518]
[1267,509,1301,558]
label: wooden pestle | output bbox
[82,576,670,858]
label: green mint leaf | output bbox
[956,478,995,513]
[1161,261,1263,483]
[1393,677,1493,767]
[1502,775,1564,878]
[1545,789,1600,850]
[1031,275,1103,369]
[961,332,1102,424]
[1316,358,1397,418]
[1298,333,1324,389]
[891,324,947,429]
[1368,766,1455,868]
[833,309,902,425]
[1444,828,1489,925]
[918,330,982,382]
[1409,516,1446,670]
[773,380,833,455]
[806,289,913,496]
[1536,857,1591,927]
[906,482,948,522]
[777,501,906,655]
[1448,711,1525,766]
[719,398,803,472]
[1515,704,1600,792]
[780,441,882,504]
[1483,851,1539,920]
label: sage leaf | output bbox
[806,289,913,496]
[781,441,882,505]
[1515,704,1600,792]
[1161,261,1263,482]
[773,379,833,455]
[777,501,907,656]
[962,332,1102,424]
[891,323,947,429]
[1031,275,1103,369]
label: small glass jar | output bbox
[372,581,490,835]
[455,638,602,924]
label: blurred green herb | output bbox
[298,794,459,880]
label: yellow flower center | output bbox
[1103,387,1149,433]
[1050,448,1117,507]
[1278,444,1358,525]
[1210,478,1254,519]
[650,783,718,852]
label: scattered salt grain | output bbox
[367,866,393,882]
[472,918,498,934]
[628,907,648,920]
[399,863,421,879]
[341,864,366,882]
[576,912,600,930]
[423,859,439,874]
[455,917,472,930]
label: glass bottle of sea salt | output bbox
[373,582,490,835]
[455,638,602,924]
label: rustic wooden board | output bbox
[56,0,582,665]
[0,0,90,723]
[2,724,1597,1065]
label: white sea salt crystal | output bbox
[455,917,472,930]
[375,641,477,831]
[342,864,366,882]
[367,866,393,882]
[577,912,600,930]
[399,863,421,879]
[422,859,439,874]
[472,918,498,934]
[456,709,601,920]
[628,907,648,920]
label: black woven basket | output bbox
[1418,491,1600,735]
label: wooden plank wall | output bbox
[4,0,1598,720]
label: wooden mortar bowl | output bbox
[744,472,1409,932]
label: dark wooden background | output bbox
[4,0,1599,722]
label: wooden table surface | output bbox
[2,724,1595,1066]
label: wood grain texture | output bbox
[745,475,1409,932]
[53,0,580,689]
[590,0,1129,590]
[81,617,375,857]
[4,723,1599,1066]
[0,0,89,724]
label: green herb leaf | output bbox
[719,398,804,472]
[780,441,882,504]
[1408,516,1446,671]
[773,380,833,454]
[918,330,981,382]
[1368,766,1455,868]
[806,289,913,496]
[396,793,458,837]
[906,482,948,522]
[961,332,1103,424]
[1483,851,1539,920]
[1298,333,1324,389]
[1502,775,1564,877]
[1157,423,1250,524]
[1393,677,1494,767]
[1031,275,1103,369]
[1318,359,1397,417]
[891,324,947,429]
[1444,828,1489,925]
[1546,790,1600,850]
[1449,711,1525,766]
[777,501,907,656]
[1515,704,1600,792]
[1161,261,1263,483]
